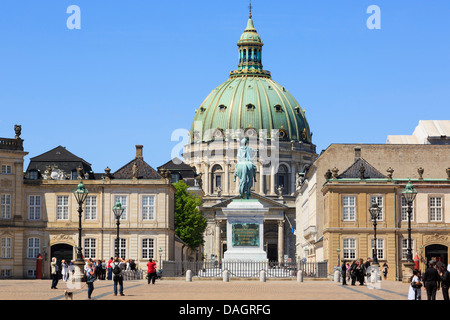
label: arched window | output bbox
[211,164,223,194]
[276,164,289,195]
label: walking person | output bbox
[382,263,389,280]
[50,257,59,289]
[86,261,96,300]
[341,260,347,285]
[350,260,357,285]
[61,259,69,281]
[408,269,422,300]
[111,257,125,296]
[423,261,440,300]
[96,259,103,280]
[147,259,157,285]
[440,264,450,300]
[107,257,113,280]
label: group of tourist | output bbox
[50,256,159,300]
[340,258,387,286]
[408,261,450,300]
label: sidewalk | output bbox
[0,278,443,301]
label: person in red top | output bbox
[107,257,113,280]
[147,259,157,284]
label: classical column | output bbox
[224,162,229,195]
[204,163,210,196]
[215,220,222,262]
[290,166,296,195]
[270,166,276,195]
[278,220,285,263]
[259,163,264,194]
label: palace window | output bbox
[343,238,356,260]
[342,196,356,221]
[85,196,97,220]
[29,195,41,220]
[56,195,69,220]
[401,238,415,260]
[142,238,155,260]
[27,237,40,258]
[370,196,384,221]
[114,238,127,259]
[114,195,128,220]
[401,196,414,222]
[1,165,12,174]
[84,238,96,259]
[371,238,384,260]
[1,237,12,258]
[1,194,11,219]
[429,196,442,222]
[142,195,155,220]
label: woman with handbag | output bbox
[408,269,422,300]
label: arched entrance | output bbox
[51,243,74,276]
[425,244,448,270]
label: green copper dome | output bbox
[190,15,312,144]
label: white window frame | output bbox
[1,194,11,219]
[401,196,414,222]
[56,195,69,220]
[142,238,155,260]
[342,196,356,221]
[343,238,356,260]
[1,237,12,258]
[84,238,96,259]
[371,238,385,260]
[27,237,40,258]
[1,165,12,174]
[29,195,41,220]
[401,238,415,260]
[114,195,128,220]
[114,238,127,259]
[84,195,97,220]
[142,195,156,220]
[429,196,443,222]
[370,195,384,221]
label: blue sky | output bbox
[1,0,449,173]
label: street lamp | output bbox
[72,181,88,281]
[112,200,125,259]
[73,181,89,262]
[369,202,382,266]
[402,180,417,263]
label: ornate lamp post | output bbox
[402,180,417,262]
[369,202,382,266]
[72,181,88,281]
[112,201,125,259]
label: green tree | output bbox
[173,180,207,249]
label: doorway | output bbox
[425,244,448,270]
[50,244,74,276]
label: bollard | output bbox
[334,270,340,283]
[186,270,192,282]
[297,271,303,282]
[223,269,229,282]
[260,270,266,282]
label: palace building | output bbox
[0,127,176,279]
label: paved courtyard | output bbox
[0,278,442,301]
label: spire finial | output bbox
[249,0,253,18]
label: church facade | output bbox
[183,12,316,263]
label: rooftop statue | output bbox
[234,138,257,199]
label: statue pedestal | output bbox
[222,199,268,262]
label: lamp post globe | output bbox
[402,180,417,263]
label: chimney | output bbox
[354,147,361,161]
[135,145,143,159]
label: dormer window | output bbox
[219,105,227,112]
[246,104,255,111]
[274,104,282,112]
